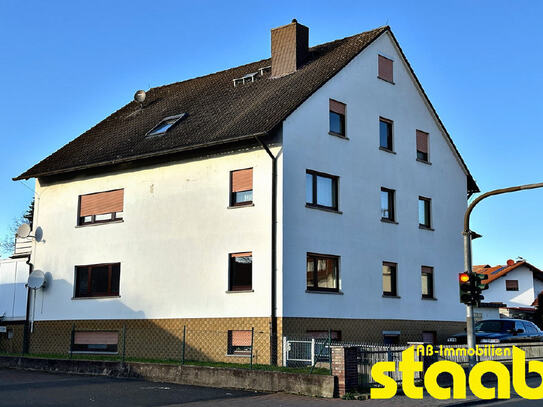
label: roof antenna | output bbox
[134,90,146,109]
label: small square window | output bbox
[379,118,393,151]
[419,197,432,229]
[505,280,519,291]
[229,253,252,291]
[227,330,252,356]
[329,99,346,137]
[422,331,436,344]
[383,332,400,345]
[306,170,338,211]
[307,253,339,292]
[380,188,395,222]
[421,266,434,299]
[382,262,397,297]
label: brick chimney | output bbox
[271,19,309,78]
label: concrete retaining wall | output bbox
[0,356,335,398]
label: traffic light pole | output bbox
[463,230,476,369]
[463,182,543,370]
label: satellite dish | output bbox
[27,270,46,290]
[16,223,31,238]
[134,90,146,104]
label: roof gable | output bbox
[382,31,478,194]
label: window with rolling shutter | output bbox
[78,189,124,225]
[229,252,252,291]
[227,330,252,356]
[72,331,118,353]
[230,168,253,206]
[416,130,429,162]
[505,280,519,291]
[378,55,394,83]
[329,99,346,137]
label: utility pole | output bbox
[463,182,543,369]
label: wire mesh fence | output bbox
[5,323,275,370]
[6,321,543,383]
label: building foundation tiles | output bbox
[282,317,465,343]
[0,324,25,354]
[27,318,280,364]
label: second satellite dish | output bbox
[16,223,31,239]
[27,270,46,290]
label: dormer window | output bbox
[146,113,187,137]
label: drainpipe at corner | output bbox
[255,135,278,365]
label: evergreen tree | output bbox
[0,199,34,257]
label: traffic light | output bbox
[458,272,486,305]
[459,273,472,304]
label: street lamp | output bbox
[463,182,543,369]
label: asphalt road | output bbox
[0,368,354,407]
[1,368,541,407]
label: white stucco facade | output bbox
[30,147,282,321]
[28,31,470,327]
[281,32,467,322]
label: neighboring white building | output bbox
[13,20,478,361]
[475,261,543,309]
[0,256,30,352]
[0,258,29,322]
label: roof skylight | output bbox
[146,113,187,137]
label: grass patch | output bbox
[0,352,329,375]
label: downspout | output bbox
[255,135,278,365]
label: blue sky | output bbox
[1,0,541,265]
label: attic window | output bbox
[146,113,187,137]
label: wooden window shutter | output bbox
[231,330,252,346]
[231,169,253,193]
[506,280,518,290]
[79,189,124,217]
[416,130,429,153]
[378,55,393,82]
[231,252,252,258]
[329,99,345,115]
[421,266,433,275]
[74,331,118,345]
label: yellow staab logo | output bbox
[370,346,543,400]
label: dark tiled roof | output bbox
[14,26,478,193]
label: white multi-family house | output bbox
[475,260,543,309]
[13,20,478,363]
